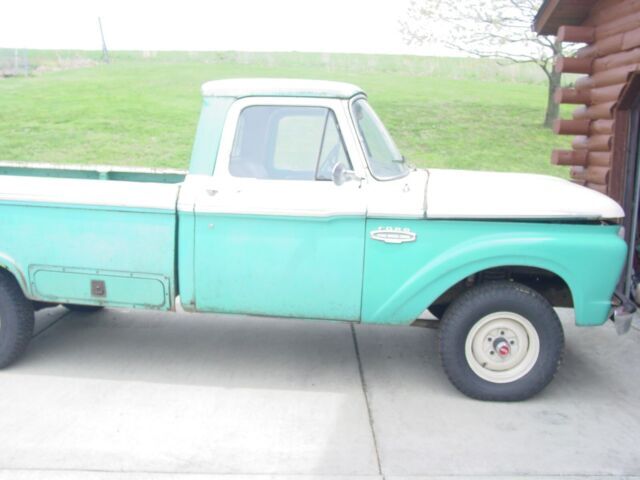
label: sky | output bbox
[0,0,454,56]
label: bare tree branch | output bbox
[400,0,574,127]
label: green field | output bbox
[0,50,571,176]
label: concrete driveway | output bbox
[0,306,638,479]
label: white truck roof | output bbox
[201,78,365,99]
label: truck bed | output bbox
[0,161,182,311]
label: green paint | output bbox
[189,97,235,175]
[193,213,366,320]
[31,266,169,309]
[0,199,625,326]
[362,219,626,327]
[177,210,196,310]
[0,203,177,310]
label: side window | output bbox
[316,111,351,180]
[229,105,351,181]
[272,112,326,175]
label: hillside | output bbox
[0,50,571,176]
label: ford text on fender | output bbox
[0,79,629,401]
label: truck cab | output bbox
[178,79,425,320]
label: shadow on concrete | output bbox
[18,308,368,391]
[2,307,639,475]
[2,308,381,475]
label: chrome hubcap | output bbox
[465,312,540,384]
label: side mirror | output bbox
[332,163,362,186]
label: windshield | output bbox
[351,98,409,180]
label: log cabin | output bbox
[534,0,640,310]
[534,0,640,203]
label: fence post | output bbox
[99,17,110,64]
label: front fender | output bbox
[361,220,626,326]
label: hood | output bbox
[425,169,624,220]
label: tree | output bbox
[401,0,564,128]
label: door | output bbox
[192,98,367,320]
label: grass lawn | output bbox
[0,50,572,177]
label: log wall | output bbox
[552,0,640,196]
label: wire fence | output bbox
[0,48,552,85]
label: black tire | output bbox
[439,281,564,401]
[428,304,449,320]
[0,271,35,368]
[64,304,104,313]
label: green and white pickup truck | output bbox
[0,78,630,400]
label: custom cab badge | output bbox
[370,227,417,244]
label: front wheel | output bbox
[439,281,564,401]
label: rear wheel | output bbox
[64,304,104,313]
[0,271,35,368]
[439,281,564,401]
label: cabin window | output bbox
[229,105,351,180]
[351,98,408,180]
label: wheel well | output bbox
[0,266,19,285]
[428,266,573,316]
[0,266,29,297]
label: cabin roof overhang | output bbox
[534,0,599,35]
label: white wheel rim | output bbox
[464,312,540,384]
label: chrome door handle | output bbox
[205,188,218,197]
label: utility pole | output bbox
[98,17,110,64]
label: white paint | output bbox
[0,92,624,222]
[189,175,366,218]
[179,93,428,220]
[186,96,369,218]
[465,311,540,384]
[4,163,623,220]
[0,174,180,212]
[348,93,427,220]
[425,168,625,220]
[364,169,428,219]
[201,78,364,99]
